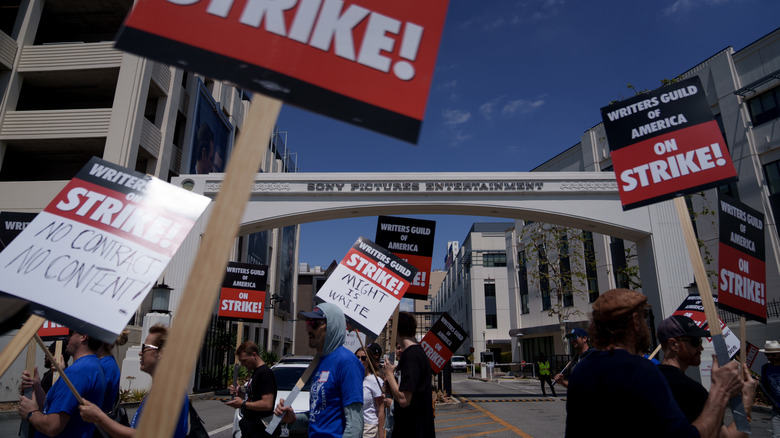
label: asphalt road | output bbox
[1,372,775,437]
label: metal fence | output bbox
[718,299,780,323]
[193,314,235,393]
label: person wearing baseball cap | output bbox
[565,288,746,438]
[759,340,780,437]
[554,327,593,388]
[657,314,756,438]
[275,303,364,438]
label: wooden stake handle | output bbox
[673,197,722,336]
[33,334,84,405]
[135,95,282,438]
[0,315,45,378]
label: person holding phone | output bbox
[225,341,277,437]
[384,312,435,438]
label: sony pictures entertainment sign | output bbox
[600,77,737,210]
[316,237,416,336]
[116,0,449,143]
[0,157,210,343]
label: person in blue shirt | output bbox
[97,330,128,415]
[275,303,364,437]
[554,327,594,388]
[79,324,189,438]
[18,328,106,438]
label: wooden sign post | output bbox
[0,315,44,378]
[135,96,281,437]
[673,197,749,431]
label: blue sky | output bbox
[272,0,780,271]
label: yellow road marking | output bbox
[437,409,479,417]
[464,399,534,438]
[436,414,488,423]
[437,421,497,431]
[452,428,510,438]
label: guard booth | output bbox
[480,351,495,379]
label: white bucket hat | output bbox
[759,340,780,353]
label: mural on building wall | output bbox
[276,225,296,314]
[247,231,269,266]
[188,79,234,175]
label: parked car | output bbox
[451,355,468,372]
[277,355,315,364]
[232,359,312,437]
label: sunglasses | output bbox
[357,355,367,361]
[306,319,324,330]
[141,344,160,353]
[679,337,703,347]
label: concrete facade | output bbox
[500,27,780,365]
[0,0,298,400]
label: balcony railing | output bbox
[17,41,122,72]
[151,62,171,94]
[0,109,111,139]
[140,118,161,157]
[0,30,17,70]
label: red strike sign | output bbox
[219,288,266,320]
[611,121,736,208]
[420,331,451,374]
[601,77,737,210]
[117,0,449,143]
[37,320,70,338]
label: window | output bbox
[538,247,551,310]
[748,87,780,126]
[484,283,496,297]
[560,235,573,307]
[483,252,507,267]
[518,251,530,314]
[764,159,780,238]
[610,237,629,289]
[484,282,497,328]
[583,232,600,303]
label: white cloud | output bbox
[502,98,545,115]
[442,109,472,127]
[664,0,730,15]
[479,96,545,120]
[479,101,497,120]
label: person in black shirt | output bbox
[385,312,434,438]
[226,341,277,437]
[657,315,755,437]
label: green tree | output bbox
[520,223,596,353]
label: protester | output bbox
[385,312,435,438]
[537,352,556,397]
[79,324,189,438]
[554,327,592,388]
[565,288,744,438]
[759,340,780,438]
[18,328,106,438]
[383,343,402,438]
[274,303,364,437]
[657,314,755,437]
[362,343,385,438]
[41,342,71,394]
[97,331,128,415]
[225,341,277,437]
